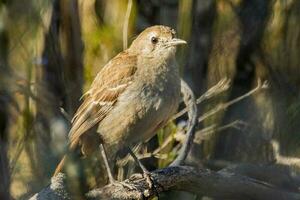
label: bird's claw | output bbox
[143,171,154,189]
[110,181,136,191]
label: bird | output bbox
[53,25,186,185]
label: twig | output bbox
[170,79,197,166]
[9,137,26,176]
[198,79,268,123]
[123,0,133,50]
[196,78,231,104]
[194,120,247,143]
[172,78,230,120]
[271,140,300,169]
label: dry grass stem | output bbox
[198,79,268,123]
[172,78,231,120]
[194,120,247,143]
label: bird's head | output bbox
[129,25,186,59]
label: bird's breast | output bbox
[98,63,181,153]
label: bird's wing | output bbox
[68,51,137,149]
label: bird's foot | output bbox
[142,171,154,189]
[143,171,161,198]
[110,180,136,191]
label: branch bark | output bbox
[29,166,300,200]
[29,173,70,200]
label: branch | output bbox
[29,165,300,200]
[271,140,300,169]
[221,163,300,192]
[29,173,70,200]
[86,166,300,200]
[170,79,197,166]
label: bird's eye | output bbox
[151,36,158,44]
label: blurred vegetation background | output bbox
[0,0,299,199]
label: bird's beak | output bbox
[167,38,187,46]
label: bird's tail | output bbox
[53,140,79,177]
[53,155,67,177]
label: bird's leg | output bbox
[127,147,154,189]
[99,143,136,190]
[99,143,115,184]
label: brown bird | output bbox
[53,25,186,183]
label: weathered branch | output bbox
[30,166,300,200]
[86,166,300,200]
[29,173,70,200]
[221,163,300,193]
